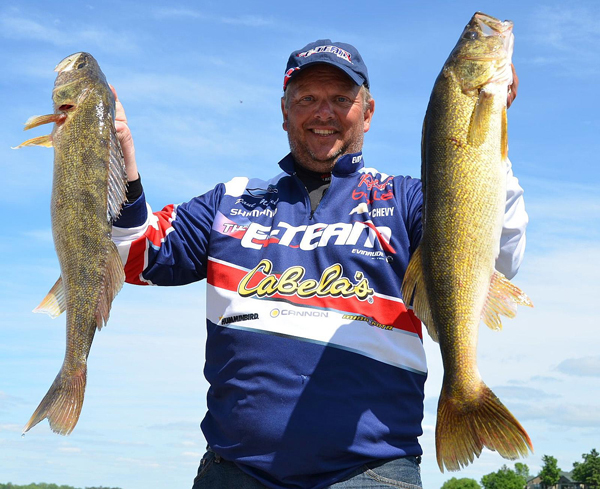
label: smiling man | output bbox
[111,39,527,489]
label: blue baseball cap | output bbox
[283,39,370,91]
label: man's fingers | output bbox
[507,64,519,109]
[110,84,128,123]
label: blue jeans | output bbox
[191,448,422,488]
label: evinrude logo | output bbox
[238,259,374,302]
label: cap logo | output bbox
[283,67,301,90]
[297,45,353,64]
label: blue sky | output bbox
[1,1,599,488]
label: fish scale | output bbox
[16,52,127,435]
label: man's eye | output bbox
[337,97,350,103]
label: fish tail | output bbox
[23,363,87,436]
[435,381,532,472]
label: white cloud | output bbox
[528,4,600,76]
[151,8,275,27]
[557,356,600,377]
[220,14,274,27]
[182,451,203,458]
[59,446,82,453]
[152,7,204,19]
[492,385,553,400]
[0,10,140,53]
[23,229,53,244]
[518,402,600,428]
[147,421,201,431]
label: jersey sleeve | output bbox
[496,158,528,279]
[112,184,225,286]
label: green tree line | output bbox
[441,448,600,488]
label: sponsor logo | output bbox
[270,308,329,318]
[220,313,259,325]
[283,67,300,90]
[232,185,280,213]
[352,174,394,204]
[245,185,278,198]
[371,207,395,218]
[238,259,374,302]
[349,203,395,218]
[342,314,393,331]
[239,220,394,254]
[352,249,385,258]
[357,174,393,191]
[351,155,363,164]
[297,45,352,64]
[230,208,277,218]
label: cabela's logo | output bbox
[238,259,374,302]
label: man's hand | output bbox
[507,64,518,109]
[111,85,139,182]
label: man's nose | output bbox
[314,99,334,120]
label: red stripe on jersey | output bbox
[123,204,177,285]
[145,204,176,248]
[124,237,149,285]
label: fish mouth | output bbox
[473,12,514,35]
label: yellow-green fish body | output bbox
[401,12,533,471]
[19,53,127,435]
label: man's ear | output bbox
[281,97,288,132]
[364,98,375,133]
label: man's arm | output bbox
[110,87,221,286]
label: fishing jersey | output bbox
[112,151,527,489]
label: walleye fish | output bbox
[16,53,127,435]
[401,13,533,471]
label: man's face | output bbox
[281,64,374,173]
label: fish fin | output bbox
[12,135,53,149]
[95,242,125,330]
[501,106,508,159]
[436,380,533,472]
[468,90,493,147]
[401,246,438,342]
[22,363,86,436]
[33,277,66,318]
[107,120,128,222]
[23,113,66,130]
[481,270,533,331]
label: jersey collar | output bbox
[278,151,365,176]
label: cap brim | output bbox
[285,60,366,90]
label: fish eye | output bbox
[463,31,479,40]
[76,55,89,69]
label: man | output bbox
[112,40,526,489]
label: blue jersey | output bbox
[112,151,527,488]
